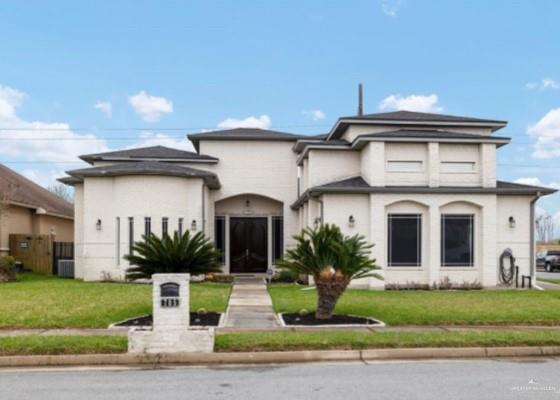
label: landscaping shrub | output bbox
[125,231,222,281]
[0,256,16,282]
[271,270,298,283]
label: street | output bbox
[1,359,559,400]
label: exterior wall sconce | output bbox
[348,215,355,228]
[96,219,102,231]
[49,227,56,236]
[191,219,197,231]
[508,216,516,229]
[313,217,322,228]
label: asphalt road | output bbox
[1,359,560,400]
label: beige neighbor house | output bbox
[0,163,74,256]
[59,110,555,287]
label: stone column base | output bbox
[128,327,215,354]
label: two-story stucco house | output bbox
[59,110,555,287]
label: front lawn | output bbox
[216,330,560,352]
[0,336,127,356]
[0,273,231,329]
[268,284,560,326]
[538,278,560,285]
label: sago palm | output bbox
[125,230,222,281]
[277,224,380,319]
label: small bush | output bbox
[272,270,298,283]
[386,278,482,291]
[0,256,16,282]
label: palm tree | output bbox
[277,224,380,319]
[124,231,222,281]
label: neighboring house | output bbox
[59,110,555,287]
[0,164,74,255]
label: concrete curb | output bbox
[1,346,559,368]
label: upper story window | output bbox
[144,217,151,237]
[441,161,476,173]
[162,217,168,236]
[386,161,423,172]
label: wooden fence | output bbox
[9,234,54,274]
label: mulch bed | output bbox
[114,312,222,327]
[281,313,381,326]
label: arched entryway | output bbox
[214,194,283,274]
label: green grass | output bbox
[0,273,231,328]
[538,278,560,285]
[216,330,560,352]
[0,336,127,356]
[268,284,560,326]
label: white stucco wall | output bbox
[384,143,428,186]
[79,176,204,281]
[317,192,530,287]
[307,149,361,187]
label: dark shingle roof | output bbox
[329,110,508,140]
[80,146,218,164]
[340,110,507,124]
[291,177,556,209]
[359,129,510,141]
[187,128,309,150]
[65,161,221,189]
[0,163,73,218]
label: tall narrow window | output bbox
[116,217,120,265]
[272,216,284,263]
[388,214,422,267]
[128,217,134,256]
[441,214,474,267]
[178,218,184,236]
[162,217,168,236]
[144,217,151,237]
[215,216,225,264]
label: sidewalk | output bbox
[223,276,279,328]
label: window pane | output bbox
[388,214,421,267]
[215,216,225,264]
[441,214,474,266]
[272,216,283,262]
[145,217,151,236]
[162,217,168,236]
[128,217,134,255]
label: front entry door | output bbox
[230,218,268,273]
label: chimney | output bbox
[358,83,363,116]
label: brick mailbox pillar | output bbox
[128,273,214,354]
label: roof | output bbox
[328,110,508,140]
[291,177,556,209]
[64,161,221,189]
[187,128,308,150]
[0,163,73,218]
[340,110,507,124]
[80,146,218,165]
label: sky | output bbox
[1,0,560,218]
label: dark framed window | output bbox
[178,218,184,236]
[128,217,134,255]
[272,216,284,263]
[116,217,120,264]
[215,216,225,264]
[144,217,151,237]
[441,214,474,267]
[388,214,422,267]
[162,217,168,236]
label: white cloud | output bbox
[381,0,402,17]
[127,132,195,152]
[21,168,67,188]
[526,78,560,91]
[217,115,271,129]
[94,101,112,118]
[0,84,109,163]
[527,108,560,159]
[302,109,325,121]
[379,94,443,113]
[128,91,173,122]
[514,177,560,190]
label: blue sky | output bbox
[1,0,560,215]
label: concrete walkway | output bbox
[223,276,279,328]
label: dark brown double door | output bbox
[230,217,267,273]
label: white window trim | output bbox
[441,214,475,267]
[387,213,422,268]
